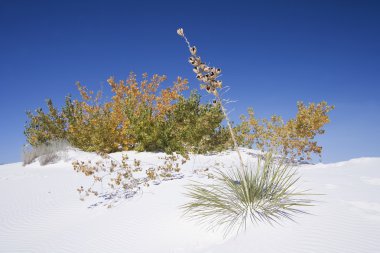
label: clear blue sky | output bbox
[0,0,379,164]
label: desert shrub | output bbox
[22,139,70,166]
[105,73,188,152]
[24,99,67,147]
[182,153,313,236]
[235,102,334,161]
[148,90,231,155]
[24,73,228,155]
[62,90,124,153]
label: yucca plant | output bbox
[182,153,313,236]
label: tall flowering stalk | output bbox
[177,28,244,169]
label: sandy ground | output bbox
[0,149,379,253]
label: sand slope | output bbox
[0,150,379,253]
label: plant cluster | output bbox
[73,152,188,207]
[156,153,188,179]
[24,73,229,155]
[22,27,334,236]
[236,102,334,161]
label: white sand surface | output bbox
[0,149,379,253]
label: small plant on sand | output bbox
[73,153,146,206]
[182,153,312,236]
[157,153,188,180]
[73,152,188,207]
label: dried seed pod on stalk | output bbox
[177,28,244,169]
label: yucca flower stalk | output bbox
[177,28,244,169]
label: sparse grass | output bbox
[182,153,313,236]
[22,139,71,166]
[38,153,60,166]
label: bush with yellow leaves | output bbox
[235,102,334,161]
[24,72,229,155]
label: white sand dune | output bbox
[0,149,379,253]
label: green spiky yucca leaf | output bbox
[182,153,313,236]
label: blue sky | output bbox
[0,0,379,164]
